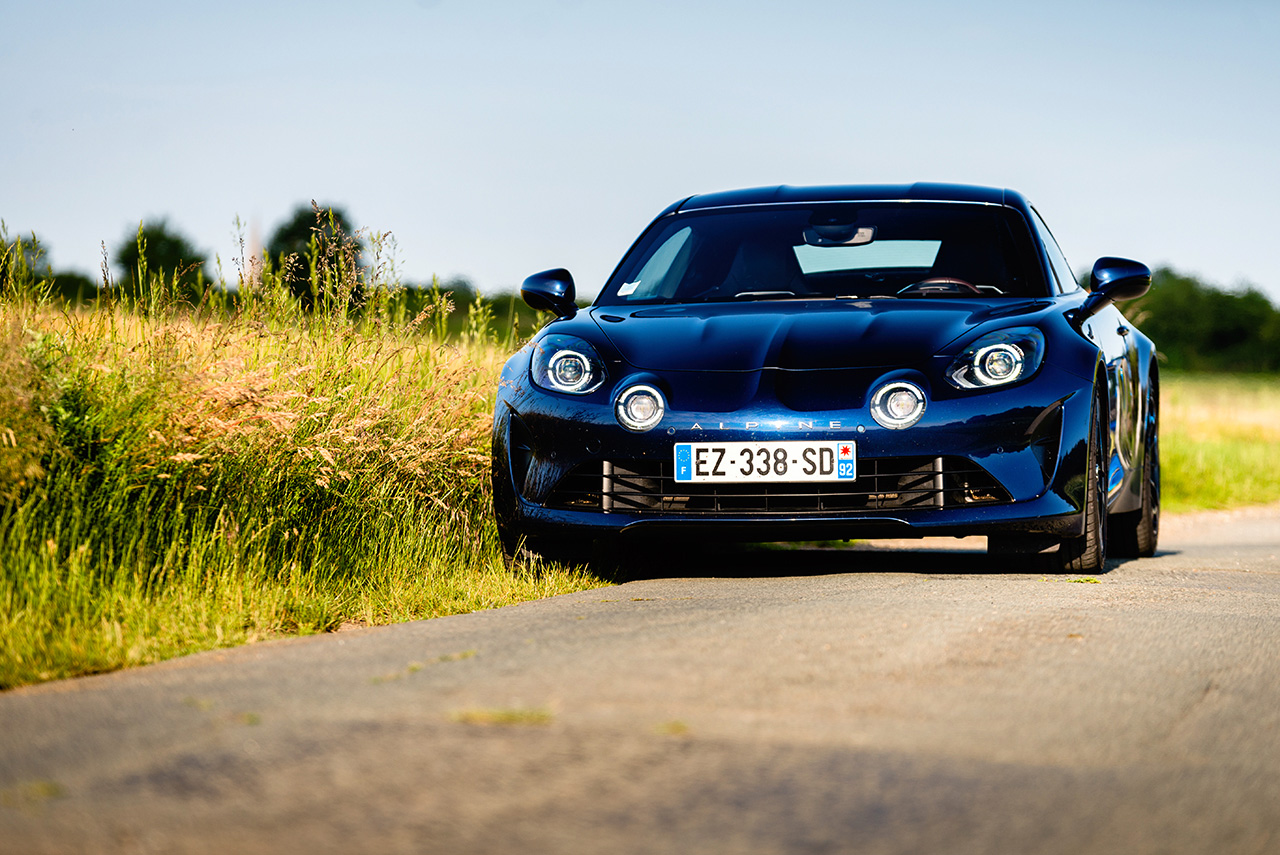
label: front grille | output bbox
[544,456,1010,515]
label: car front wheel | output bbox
[1110,381,1159,558]
[1048,394,1108,574]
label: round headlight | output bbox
[870,381,926,429]
[531,335,606,395]
[975,343,1024,385]
[616,385,665,432]
[947,327,1044,390]
[548,350,592,392]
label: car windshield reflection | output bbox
[597,202,1047,306]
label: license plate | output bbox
[674,440,856,483]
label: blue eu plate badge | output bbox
[675,444,693,481]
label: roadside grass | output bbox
[1161,373,1280,512]
[0,227,606,690]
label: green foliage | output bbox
[2,227,97,305]
[1161,373,1280,512]
[265,203,364,311]
[0,320,55,504]
[0,231,603,690]
[113,219,211,310]
[365,275,546,344]
[48,271,99,305]
[1,227,52,303]
[1123,268,1280,372]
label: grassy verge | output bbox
[1161,373,1280,513]
[0,229,606,690]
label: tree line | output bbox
[1,203,547,336]
[1121,268,1280,373]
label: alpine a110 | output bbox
[492,183,1158,572]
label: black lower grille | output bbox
[545,456,1010,515]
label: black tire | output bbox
[1110,383,1160,558]
[1047,395,1108,574]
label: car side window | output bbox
[1029,207,1081,294]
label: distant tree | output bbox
[0,230,51,297]
[1123,268,1280,372]
[50,271,99,304]
[1,230,100,304]
[113,219,211,307]
[436,275,475,304]
[266,203,364,311]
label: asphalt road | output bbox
[2,506,1279,855]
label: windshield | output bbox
[597,202,1047,305]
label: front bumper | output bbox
[493,361,1095,546]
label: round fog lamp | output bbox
[975,343,1024,385]
[871,381,927,429]
[616,385,665,432]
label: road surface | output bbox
[2,505,1279,854]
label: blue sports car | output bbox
[492,184,1159,572]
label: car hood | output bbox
[590,300,1052,372]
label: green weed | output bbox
[450,707,554,726]
[370,649,478,683]
[0,780,66,808]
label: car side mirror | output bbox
[1075,257,1151,323]
[521,268,577,318]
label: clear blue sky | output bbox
[5,0,1279,301]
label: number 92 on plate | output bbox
[674,440,856,483]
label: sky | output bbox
[4,0,1279,302]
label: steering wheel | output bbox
[898,277,983,296]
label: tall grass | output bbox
[1161,373,1280,512]
[0,220,603,689]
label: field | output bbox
[1161,372,1280,512]
[1,234,1277,688]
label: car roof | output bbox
[665,183,1027,215]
